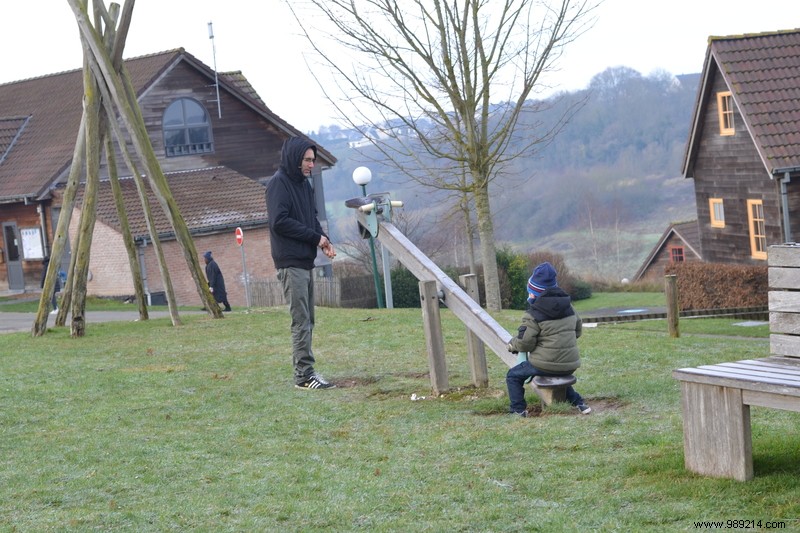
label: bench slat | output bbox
[672,368,800,397]
[704,363,800,383]
[684,360,800,378]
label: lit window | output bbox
[709,198,725,228]
[670,247,685,263]
[747,199,767,260]
[717,91,735,136]
[163,98,214,157]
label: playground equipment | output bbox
[346,193,516,395]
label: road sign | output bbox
[235,227,244,246]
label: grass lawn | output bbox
[1,304,797,531]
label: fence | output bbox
[248,278,342,308]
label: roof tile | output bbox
[711,29,800,171]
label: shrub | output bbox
[664,262,767,310]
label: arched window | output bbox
[163,98,214,156]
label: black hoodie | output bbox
[265,137,328,269]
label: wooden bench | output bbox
[672,356,800,481]
[531,375,577,406]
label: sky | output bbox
[2,0,798,132]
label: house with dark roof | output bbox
[0,48,336,306]
[632,220,703,282]
[683,29,800,264]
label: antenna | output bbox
[208,21,222,119]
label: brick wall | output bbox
[72,207,277,306]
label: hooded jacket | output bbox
[265,137,328,270]
[507,287,582,374]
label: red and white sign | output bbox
[234,227,244,246]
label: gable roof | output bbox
[632,220,702,282]
[0,48,335,204]
[683,28,800,177]
[77,167,267,240]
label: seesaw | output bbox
[346,192,516,395]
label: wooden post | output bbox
[460,274,488,387]
[665,274,680,338]
[419,280,448,395]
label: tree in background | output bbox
[287,0,598,311]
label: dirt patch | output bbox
[522,396,627,417]
[332,376,382,388]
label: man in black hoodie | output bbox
[506,262,591,416]
[266,137,336,390]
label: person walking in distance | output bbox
[266,137,336,390]
[203,251,232,312]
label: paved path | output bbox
[0,310,204,334]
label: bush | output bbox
[390,266,422,308]
[497,248,593,307]
[664,262,767,310]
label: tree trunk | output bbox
[473,184,501,311]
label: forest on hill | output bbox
[312,66,701,281]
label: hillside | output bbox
[314,67,700,280]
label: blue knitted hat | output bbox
[203,251,213,260]
[527,262,557,299]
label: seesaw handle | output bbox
[358,202,377,213]
[390,200,404,207]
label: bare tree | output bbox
[287,0,597,310]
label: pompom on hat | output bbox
[527,262,558,299]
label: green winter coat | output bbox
[507,287,582,374]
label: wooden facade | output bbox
[682,30,800,269]
[0,49,336,303]
[689,72,783,264]
[633,221,702,282]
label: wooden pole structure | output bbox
[419,280,449,395]
[67,0,220,319]
[460,273,488,387]
[32,118,86,335]
[105,134,148,320]
[666,274,680,338]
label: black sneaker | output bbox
[295,373,336,390]
[576,403,592,415]
[511,410,528,418]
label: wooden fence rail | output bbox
[248,278,342,308]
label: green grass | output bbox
[0,295,198,313]
[572,291,665,312]
[1,306,798,531]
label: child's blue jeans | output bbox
[506,361,584,414]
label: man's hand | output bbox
[319,236,336,259]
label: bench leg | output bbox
[532,385,567,406]
[679,382,753,481]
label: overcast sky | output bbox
[2,0,798,132]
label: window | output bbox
[670,246,685,263]
[747,199,767,260]
[163,98,214,157]
[717,91,735,136]
[709,198,725,228]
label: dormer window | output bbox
[717,91,735,136]
[163,98,214,157]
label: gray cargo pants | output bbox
[278,267,316,384]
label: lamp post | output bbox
[353,166,385,309]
